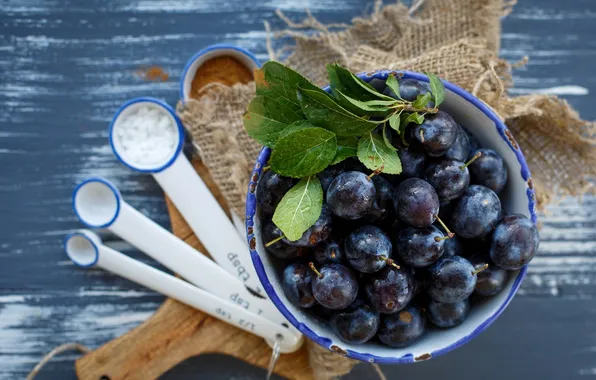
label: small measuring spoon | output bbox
[64,230,302,353]
[71,177,296,333]
[107,97,262,295]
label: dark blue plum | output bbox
[257,170,296,216]
[310,263,359,310]
[313,239,344,265]
[330,299,380,344]
[394,178,440,227]
[262,221,304,260]
[490,214,539,270]
[462,127,480,159]
[469,253,508,296]
[365,176,395,222]
[327,171,376,220]
[384,78,432,106]
[412,111,458,157]
[443,125,471,162]
[317,165,344,194]
[425,159,470,202]
[345,225,393,273]
[443,235,464,257]
[282,263,316,308]
[469,149,508,194]
[451,185,501,239]
[283,205,332,247]
[428,298,470,328]
[395,225,445,268]
[394,139,427,179]
[378,305,425,348]
[365,266,415,314]
[427,256,476,303]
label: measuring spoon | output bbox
[64,230,302,353]
[107,97,262,295]
[71,177,295,333]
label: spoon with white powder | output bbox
[108,97,264,296]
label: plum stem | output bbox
[460,151,482,170]
[434,215,455,239]
[262,165,270,172]
[265,236,284,248]
[368,166,384,179]
[419,129,425,143]
[380,256,400,269]
[472,263,489,275]
[392,103,438,114]
[309,262,323,278]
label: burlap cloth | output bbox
[176,0,596,378]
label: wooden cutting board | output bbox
[74,157,314,380]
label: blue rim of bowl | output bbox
[72,176,121,229]
[179,44,262,102]
[108,97,185,174]
[245,70,536,363]
[64,232,99,268]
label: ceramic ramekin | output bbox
[179,44,261,103]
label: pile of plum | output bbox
[257,79,539,349]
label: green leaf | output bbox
[334,90,395,117]
[382,125,397,151]
[383,125,397,150]
[425,72,445,108]
[331,136,359,165]
[327,63,395,102]
[243,95,305,147]
[357,132,402,174]
[401,112,425,126]
[385,74,401,98]
[388,113,401,132]
[297,86,380,137]
[270,127,337,178]
[412,93,433,109]
[255,61,328,113]
[272,176,323,241]
[277,120,313,140]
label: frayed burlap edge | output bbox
[263,0,596,209]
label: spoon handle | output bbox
[153,153,263,295]
[94,242,302,353]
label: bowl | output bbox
[245,70,537,363]
[180,44,261,103]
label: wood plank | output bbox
[0,0,595,378]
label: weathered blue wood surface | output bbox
[1,0,595,379]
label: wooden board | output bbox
[74,158,314,380]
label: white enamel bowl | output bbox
[245,70,537,363]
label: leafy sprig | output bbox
[244,62,446,241]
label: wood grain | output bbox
[1,0,596,379]
[75,158,313,380]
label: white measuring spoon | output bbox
[107,97,262,295]
[71,176,296,334]
[64,230,302,353]
[189,140,246,242]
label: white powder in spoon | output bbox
[115,105,178,166]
